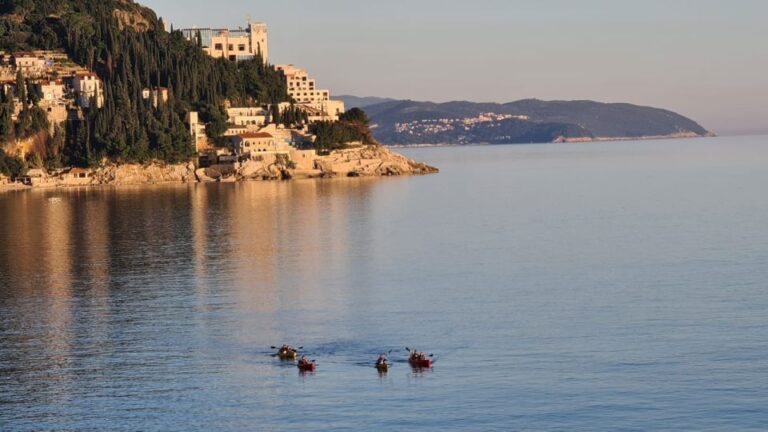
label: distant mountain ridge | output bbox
[340,97,712,145]
[337,95,396,109]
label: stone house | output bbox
[231,132,290,159]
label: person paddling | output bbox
[376,353,388,366]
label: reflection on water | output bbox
[2,137,768,431]
[0,178,395,429]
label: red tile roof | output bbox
[238,132,273,139]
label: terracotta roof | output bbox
[238,132,273,139]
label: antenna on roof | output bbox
[246,14,252,25]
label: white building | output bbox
[181,22,269,63]
[35,80,65,103]
[187,111,208,152]
[72,72,104,108]
[276,64,345,121]
[231,131,291,159]
[227,106,267,128]
[12,54,48,74]
[142,87,169,108]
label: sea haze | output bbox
[1,136,767,431]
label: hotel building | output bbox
[276,64,345,121]
[181,22,269,63]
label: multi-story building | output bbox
[276,64,345,121]
[11,53,49,75]
[36,80,65,104]
[181,22,268,63]
[72,72,104,108]
[277,64,328,105]
[186,111,208,152]
[231,132,291,159]
[227,106,267,128]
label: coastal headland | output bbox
[0,1,440,190]
[1,145,437,191]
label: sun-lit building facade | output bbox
[276,64,345,121]
[181,22,269,63]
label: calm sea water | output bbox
[1,136,768,431]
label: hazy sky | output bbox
[142,0,767,135]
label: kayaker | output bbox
[376,354,388,366]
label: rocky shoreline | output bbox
[0,145,438,192]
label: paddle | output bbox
[406,348,434,356]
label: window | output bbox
[228,45,234,51]
[215,43,223,50]
[229,55,236,61]
[239,45,246,51]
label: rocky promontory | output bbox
[196,145,437,183]
[1,145,437,191]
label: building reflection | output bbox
[0,178,380,403]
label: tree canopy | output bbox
[0,0,290,166]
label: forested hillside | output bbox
[0,0,289,168]
[357,99,711,145]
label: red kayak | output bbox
[408,357,433,368]
[298,361,316,372]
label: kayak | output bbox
[409,358,432,368]
[298,361,316,372]
[277,350,297,360]
[376,363,389,373]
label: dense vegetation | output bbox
[1,71,50,141]
[309,108,376,152]
[0,0,290,167]
[0,146,25,176]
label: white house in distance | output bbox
[72,72,104,108]
[227,106,267,128]
[276,64,345,121]
[181,21,269,63]
[186,111,208,152]
[142,87,169,108]
[11,53,48,75]
[231,131,291,159]
[35,80,65,103]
